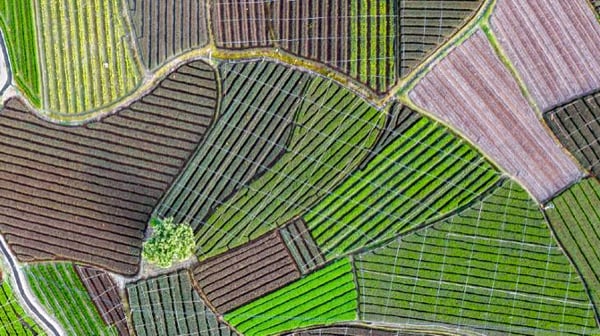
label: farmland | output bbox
[212,0,271,49]
[285,325,429,336]
[128,0,208,69]
[0,60,217,275]
[74,265,129,335]
[409,30,582,202]
[545,178,600,315]
[126,270,236,336]
[225,258,358,336]
[0,269,45,335]
[0,0,41,105]
[36,0,142,114]
[544,91,600,177]
[355,180,597,335]
[305,104,501,260]
[194,66,386,260]
[157,60,310,232]
[280,218,326,274]
[489,0,600,111]
[25,262,116,336]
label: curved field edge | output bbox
[283,323,486,336]
[0,268,45,335]
[0,0,41,106]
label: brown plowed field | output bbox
[212,0,271,49]
[0,60,218,275]
[490,0,600,111]
[75,265,130,336]
[409,30,582,201]
[193,230,300,313]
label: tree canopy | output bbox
[142,217,195,268]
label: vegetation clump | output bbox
[143,217,195,268]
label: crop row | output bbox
[0,0,41,105]
[126,270,235,336]
[25,262,116,336]
[36,0,142,114]
[544,91,600,177]
[195,63,385,261]
[225,258,357,336]
[355,180,597,335]
[157,60,309,233]
[545,178,600,318]
[0,60,217,275]
[305,105,500,260]
[0,272,44,336]
[280,218,325,275]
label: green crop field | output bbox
[355,180,598,335]
[25,262,116,336]
[225,258,357,336]
[0,271,45,335]
[545,178,600,316]
[36,0,142,114]
[0,0,41,105]
[305,108,501,259]
[195,69,386,260]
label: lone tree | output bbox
[142,217,194,268]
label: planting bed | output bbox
[0,0,40,104]
[305,105,500,260]
[25,262,116,336]
[75,265,129,336]
[409,30,582,202]
[0,269,44,336]
[127,270,236,336]
[225,258,357,336]
[193,230,300,313]
[544,91,600,177]
[280,218,325,274]
[286,325,432,336]
[489,0,600,111]
[195,66,385,261]
[0,60,217,275]
[212,0,271,49]
[157,60,309,232]
[128,0,209,69]
[355,180,598,335]
[36,0,142,114]
[545,178,600,316]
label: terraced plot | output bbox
[0,60,217,275]
[127,270,237,336]
[194,230,300,313]
[490,0,600,111]
[545,178,600,317]
[356,180,598,335]
[212,0,271,49]
[157,61,309,232]
[225,258,357,336]
[36,0,142,114]
[0,0,41,105]
[409,30,582,201]
[0,269,45,336]
[280,218,326,274]
[128,0,209,69]
[195,64,385,261]
[545,91,600,177]
[25,262,116,336]
[75,265,129,336]
[306,105,501,260]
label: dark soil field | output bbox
[75,265,130,335]
[279,218,325,275]
[0,60,218,275]
[194,230,300,313]
[409,30,582,201]
[545,91,600,177]
[212,0,272,49]
[128,0,209,69]
[490,0,600,111]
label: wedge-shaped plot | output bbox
[409,30,582,201]
[280,218,326,275]
[0,60,217,275]
[127,270,237,336]
[545,91,600,177]
[75,265,130,336]
[194,230,301,314]
[128,0,209,69]
[490,0,600,111]
[225,258,358,336]
[356,180,598,335]
[545,178,600,317]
